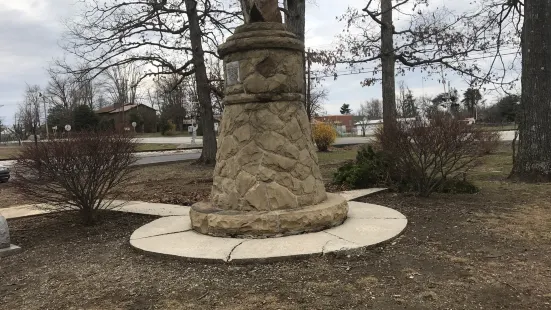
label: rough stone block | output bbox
[0,215,10,248]
[190,194,348,238]
[0,245,22,258]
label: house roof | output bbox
[96,105,117,114]
[96,103,156,114]
[109,104,138,114]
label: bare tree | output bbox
[510,0,551,181]
[62,0,241,164]
[397,81,418,118]
[366,99,382,120]
[150,73,194,131]
[318,0,518,147]
[207,57,225,115]
[9,113,26,146]
[21,85,43,145]
[46,65,103,128]
[355,102,370,137]
[102,63,142,108]
[184,0,218,164]
[305,86,328,120]
[13,131,137,225]
[45,69,73,109]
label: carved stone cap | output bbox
[241,0,282,24]
[219,23,304,58]
[234,22,287,34]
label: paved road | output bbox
[1,131,517,169]
[135,151,201,166]
[0,151,202,169]
[137,136,370,145]
[334,137,372,145]
[137,131,516,145]
[137,137,203,145]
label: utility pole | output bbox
[306,48,312,121]
[380,0,397,142]
[0,104,4,143]
[40,93,49,140]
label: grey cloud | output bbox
[0,5,68,123]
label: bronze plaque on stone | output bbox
[226,61,240,86]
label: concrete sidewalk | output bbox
[1,188,400,263]
[0,189,386,219]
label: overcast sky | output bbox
[0,0,520,125]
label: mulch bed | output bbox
[2,189,550,309]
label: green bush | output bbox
[438,178,479,194]
[73,105,99,131]
[333,145,391,189]
[161,120,176,136]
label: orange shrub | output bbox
[312,122,337,151]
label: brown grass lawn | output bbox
[2,143,551,309]
[0,146,21,160]
[0,143,191,161]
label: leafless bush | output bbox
[479,131,501,155]
[376,113,500,197]
[13,131,137,225]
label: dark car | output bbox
[0,165,10,183]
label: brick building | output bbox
[96,104,157,133]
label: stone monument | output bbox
[190,0,348,238]
[0,215,22,257]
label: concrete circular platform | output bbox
[130,201,407,263]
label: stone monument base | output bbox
[0,244,22,257]
[190,193,348,238]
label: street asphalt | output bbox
[134,151,201,166]
[137,131,516,145]
[1,131,516,169]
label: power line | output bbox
[308,51,520,79]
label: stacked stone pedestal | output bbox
[190,23,348,238]
[0,215,22,257]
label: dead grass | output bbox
[1,147,359,208]
[136,143,182,152]
[4,142,551,309]
[0,146,20,160]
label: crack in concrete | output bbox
[225,240,248,262]
[350,217,406,220]
[132,229,192,240]
[322,231,358,245]
[321,239,332,255]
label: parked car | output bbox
[0,165,10,182]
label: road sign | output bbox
[64,125,71,132]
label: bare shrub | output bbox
[375,113,500,197]
[479,131,501,155]
[13,131,137,225]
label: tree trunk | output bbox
[285,0,305,41]
[185,0,217,165]
[306,49,312,121]
[511,0,551,181]
[380,0,397,147]
[283,0,309,125]
[81,206,96,226]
